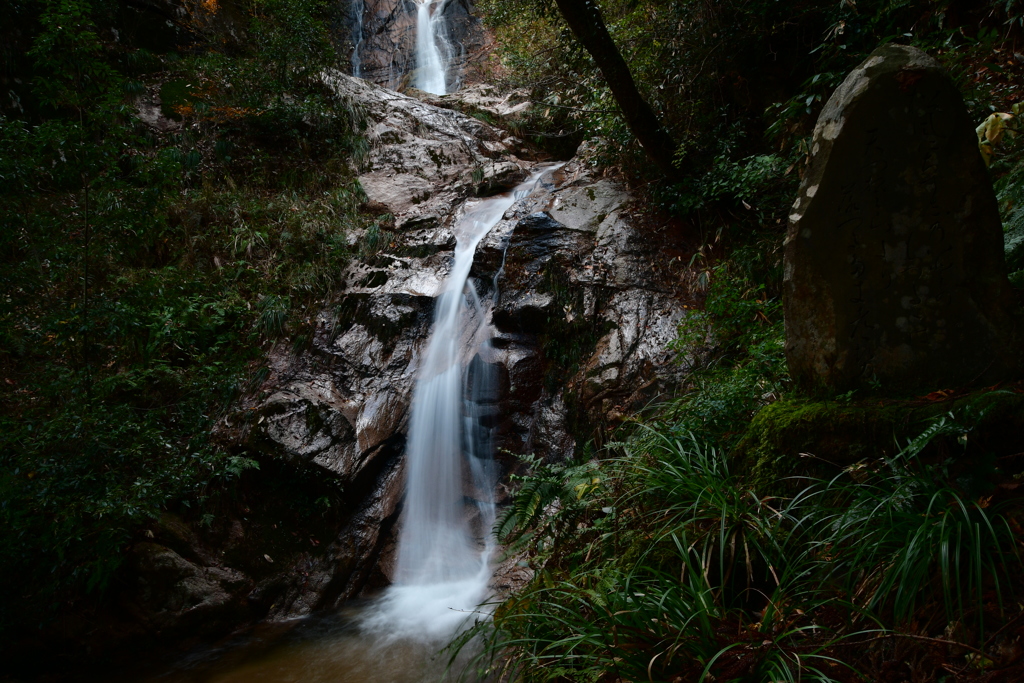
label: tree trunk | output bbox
[553,0,681,180]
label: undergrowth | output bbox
[0,0,374,634]
[450,244,1024,682]
[453,410,1024,682]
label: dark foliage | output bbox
[0,0,369,636]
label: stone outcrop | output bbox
[784,44,1020,394]
[474,165,688,458]
[326,72,531,221]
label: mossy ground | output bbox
[735,384,1024,491]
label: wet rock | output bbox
[488,209,581,334]
[469,158,689,460]
[122,542,252,634]
[527,392,576,463]
[150,512,211,565]
[240,289,432,496]
[325,72,527,226]
[784,44,1021,393]
[548,179,631,233]
[258,456,405,618]
[441,83,532,122]
[134,92,181,133]
[583,291,686,399]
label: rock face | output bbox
[474,166,689,460]
[210,80,691,609]
[784,44,1020,394]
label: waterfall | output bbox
[414,0,449,95]
[363,166,559,639]
[351,0,365,78]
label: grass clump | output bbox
[662,251,787,447]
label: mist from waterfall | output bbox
[414,0,449,95]
[362,166,559,640]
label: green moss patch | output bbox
[735,386,1024,489]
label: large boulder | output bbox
[784,44,1020,394]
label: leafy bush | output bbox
[479,0,1024,261]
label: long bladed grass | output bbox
[447,413,1024,682]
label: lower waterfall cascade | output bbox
[128,165,565,683]
[362,164,562,639]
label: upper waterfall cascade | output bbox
[345,0,484,93]
[415,0,450,95]
[350,0,365,78]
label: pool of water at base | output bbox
[132,604,482,683]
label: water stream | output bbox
[350,0,365,78]
[361,164,558,638]
[414,0,449,94]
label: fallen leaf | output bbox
[924,389,954,401]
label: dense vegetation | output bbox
[4,0,1024,678]
[0,0,375,635]
[449,0,1024,680]
[456,285,1024,680]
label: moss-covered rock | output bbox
[735,385,1024,489]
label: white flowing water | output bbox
[414,0,449,95]
[350,0,365,78]
[363,165,559,641]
